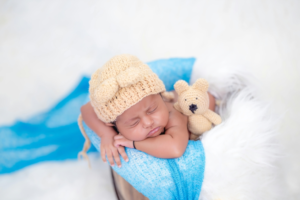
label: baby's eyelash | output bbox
[130,120,139,127]
[149,107,157,113]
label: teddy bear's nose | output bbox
[189,104,198,114]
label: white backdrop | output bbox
[0,0,299,199]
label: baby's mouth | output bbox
[147,127,161,137]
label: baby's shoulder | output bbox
[165,102,188,130]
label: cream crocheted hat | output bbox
[89,54,170,123]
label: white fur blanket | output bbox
[198,72,285,200]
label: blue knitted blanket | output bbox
[83,121,205,200]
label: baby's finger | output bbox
[114,138,133,148]
[114,135,124,140]
[101,147,107,163]
[114,140,121,148]
[118,147,129,162]
[106,149,115,166]
[112,148,121,168]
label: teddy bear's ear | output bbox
[192,78,209,92]
[174,80,189,95]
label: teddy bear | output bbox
[173,78,222,140]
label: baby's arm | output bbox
[81,102,128,167]
[135,107,189,158]
[208,92,216,111]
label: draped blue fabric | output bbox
[0,57,195,174]
[0,77,95,174]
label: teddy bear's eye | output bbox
[185,99,187,101]
[196,97,198,100]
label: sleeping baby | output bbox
[79,54,215,168]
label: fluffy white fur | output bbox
[198,72,285,200]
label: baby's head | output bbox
[112,93,169,141]
[89,54,170,141]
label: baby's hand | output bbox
[114,135,134,149]
[101,134,129,168]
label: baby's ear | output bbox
[174,80,189,95]
[161,91,174,101]
[192,78,209,92]
[105,123,115,127]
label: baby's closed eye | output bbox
[148,106,157,114]
[130,120,139,127]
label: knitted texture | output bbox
[82,121,205,200]
[174,79,222,139]
[89,54,166,123]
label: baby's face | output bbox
[115,94,169,141]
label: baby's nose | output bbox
[189,104,198,114]
[142,116,154,128]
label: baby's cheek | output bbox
[118,128,133,140]
[158,111,169,126]
[126,127,147,141]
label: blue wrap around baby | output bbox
[83,121,205,200]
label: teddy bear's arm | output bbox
[203,109,222,125]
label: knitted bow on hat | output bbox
[95,67,145,103]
